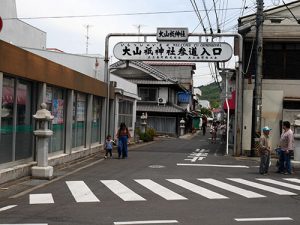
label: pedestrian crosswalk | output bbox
[29,178,300,204]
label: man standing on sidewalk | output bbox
[259,126,272,175]
[278,121,295,175]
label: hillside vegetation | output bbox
[197,82,221,109]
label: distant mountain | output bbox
[197,82,221,109]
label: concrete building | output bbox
[111,61,196,136]
[239,1,300,153]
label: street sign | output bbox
[0,16,3,33]
[113,42,233,62]
[157,27,188,41]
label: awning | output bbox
[223,90,236,111]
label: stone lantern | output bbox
[31,103,54,179]
[294,114,300,161]
[140,112,147,133]
[180,118,185,136]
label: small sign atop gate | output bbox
[113,42,233,62]
[157,27,188,41]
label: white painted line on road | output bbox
[198,179,265,198]
[114,220,178,224]
[198,157,204,160]
[29,193,54,204]
[257,178,300,191]
[176,163,249,168]
[101,180,146,201]
[228,178,297,195]
[167,179,228,199]
[195,149,200,152]
[135,179,187,200]
[0,205,17,212]
[66,181,100,203]
[191,157,198,162]
[284,178,300,184]
[235,217,293,222]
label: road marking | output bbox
[167,179,228,199]
[0,224,48,225]
[66,181,100,202]
[177,163,249,168]
[257,178,300,191]
[284,178,300,184]
[101,180,146,201]
[114,220,179,224]
[135,179,187,200]
[198,179,265,198]
[235,217,293,222]
[29,193,54,204]
[228,178,297,195]
[0,205,17,212]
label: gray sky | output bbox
[14,0,295,86]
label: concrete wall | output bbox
[243,79,298,152]
[0,0,47,49]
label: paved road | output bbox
[0,134,300,225]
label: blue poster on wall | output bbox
[178,92,190,103]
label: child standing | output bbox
[104,135,113,159]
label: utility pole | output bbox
[84,24,92,54]
[252,0,264,156]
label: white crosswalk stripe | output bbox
[29,193,54,204]
[66,181,100,202]
[101,180,146,201]
[284,178,300,184]
[167,179,228,199]
[135,179,187,200]
[228,178,297,195]
[30,178,300,204]
[257,178,300,191]
[198,178,266,198]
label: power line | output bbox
[2,8,244,20]
[202,0,214,34]
[190,0,207,34]
[212,0,221,33]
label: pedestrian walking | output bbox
[259,126,272,175]
[210,121,217,144]
[201,115,207,136]
[104,134,113,159]
[116,122,131,159]
[278,121,295,174]
[220,121,227,144]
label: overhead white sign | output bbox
[113,42,233,62]
[157,27,188,41]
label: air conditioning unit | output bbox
[158,97,166,105]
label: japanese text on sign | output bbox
[157,28,188,41]
[113,42,233,62]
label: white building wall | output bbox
[243,79,299,152]
[24,48,104,81]
[0,0,47,49]
[158,87,168,103]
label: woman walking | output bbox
[116,123,131,159]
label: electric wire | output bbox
[212,0,221,33]
[202,0,214,34]
[190,0,207,34]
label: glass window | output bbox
[0,77,33,163]
[139,87,157,101]
[72,92,86,148]
[15,80,33,160]
[0,77,15,163]
[46,86,65,153]
[118,100,133,128]
[91,96,102,143]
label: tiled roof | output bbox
[110,60,178,83]
[144,61,196,69]
[128,79,175,85]
[137,103,185,113]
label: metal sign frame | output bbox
[104,32,243,156]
